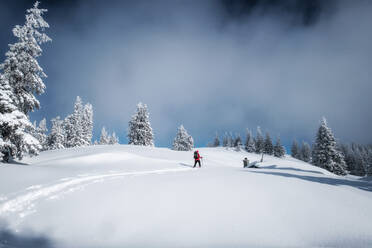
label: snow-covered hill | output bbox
[1,145,372,247]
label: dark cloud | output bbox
[0,0,371,148]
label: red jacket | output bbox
[194,152,202,161]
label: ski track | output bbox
[0,167,193,221]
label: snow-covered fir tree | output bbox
[234,133,242,151]
[312,117,346,175]
[172,125,194,151]
[228,132,234,148]
[128,102,154,146]
[109,132,119,145]
[99,127,110,145]
[62,96,91,148]
[82,103,93,145]
[291,139,300,159]
[0,2,51,115]
[213,132,220,147]
[70,96,87,147]
[46,116,64,150]
[0,74,40,161]
[34,118,48,150]
[62,114,74,148]
[264,132,274,155]
[244,129,255,153]
[255,126,264,154]
[273,136,286,158]
[300,142,311,162]
[339,143,368,176]
[222,132,229,147]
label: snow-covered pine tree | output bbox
[346,143,368,176]
[234,133,242,151]
[70,96,87,147]
[47,116,64,150]
[128,102,154,146]
[264,132,274,155]
[172,125,194,151]
[82,103,93,145]
[273,136,286,158]
[222,132,228,147]
[62,114,74,148]
[213,132,220,147]
[228,132,234,148]
[291,139,300,159]
[312,117,346,175]
[255,126,264,154]
[300,142,311,162]
[0,74,40,161]
[0,1,51,115]
[244,129,255,153]
[35,118,48,150]
[99,127,110,145]
[109,132,119,145]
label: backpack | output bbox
[194,151,198,159]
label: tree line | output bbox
[290,118,372,176]
[207,127,286,159]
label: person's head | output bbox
[245,157,247,159]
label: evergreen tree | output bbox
[255,126,264,154]
[109,132,119,145]
[340,143,367,176]
[172,125,194,151]
[228,132,234,147]
[222,132,228,147]
[35,118,48,150]
[312,117,346,175]
[47,116,64,150]
[62,96,90,148]
[291,139,300,159]
[0,2,51,115]
[99,127,110,145]
[300,142,311,162]
[264,132,274,155]
[0,74,40,161]
[82,103,93,145]
[128,102,154,146]
[213,132,220,147]
[70,96,87,147]
[62,114,74,148]
[244,129,255,153]
[273,136,286,158]
[234,133,243,151]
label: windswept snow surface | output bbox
[1,145,372,247]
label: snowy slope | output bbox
[0,145,372,248]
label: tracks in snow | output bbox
[0,167,193,221]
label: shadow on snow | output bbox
[258,164,324,175]
[0,226,54,248]
[248,169,372,192]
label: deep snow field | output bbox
[0,145,372,248]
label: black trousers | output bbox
[193,160,201,167]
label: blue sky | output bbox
[0,0,371,150]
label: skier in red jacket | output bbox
[193,150,202,168]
